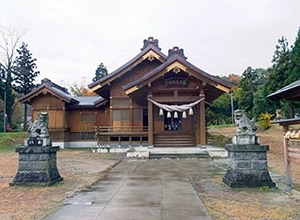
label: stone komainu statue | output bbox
[234,109,256,136]
[28,112,50,138]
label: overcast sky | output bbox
[1,0,300,87]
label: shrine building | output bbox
[19,37,232,148]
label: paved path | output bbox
[46,159,214,220]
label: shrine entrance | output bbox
[164,110,182,131]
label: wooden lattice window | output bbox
[113,109,130,127]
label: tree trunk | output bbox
[23,103,27,131]
[289,101,294,118]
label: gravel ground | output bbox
[0,149,121,220]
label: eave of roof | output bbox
[72,96,105,106]
[123,54,232,92]
[88,44,167,90]
[18,83,78,104]
[18,81,107,107]
[267,80,300,101]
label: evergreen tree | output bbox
[266,36,294,117]
[286,28,300,85]
[13,42,40,130]
[267,37,291,93]
[238,67,267,117]
[92,62,108,82]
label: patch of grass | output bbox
[0,132,27,153]
[259,185,271,192]
[208,124,235,129]
[207,133,232,147]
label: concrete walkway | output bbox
[45,159,213,220]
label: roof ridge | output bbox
[123,55,232,91]
[41,78,70,94]
[88,43,167,89]
[141,37,161,51]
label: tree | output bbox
[92,62,108,82]
[253,85,276,117]
[286,28,300,85]
[238,67,267,117]
[70,77,97,96]
[0,26,23,129]
[206,93,232,125]
[13,42,40,130]
[70,84,96,96]
[267,37,290,93]
[266,36,294,117]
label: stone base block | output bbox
[223,144,275,188]
[223,168,276,188]
[10,146,63,187]
[232,135,260,145]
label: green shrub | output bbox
[207,133,232,147]
[258,112,273,129]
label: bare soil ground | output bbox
[0,150,121,220]
[202,125,300,220]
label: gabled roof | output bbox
[123,51,232,94]
[19,78,79,104]
[268,80,300,101]
[88,37,167,91]
[19,78,106,107]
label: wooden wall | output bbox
[68,107,109,132]
[108,59,159,127]
[110,59,161,97]
[30,92,110,141]
[31,93,65,129]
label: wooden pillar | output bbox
[62,106,66,143]
[199,90,206,145]
[282,124,292,193]
[109,97,113,126]
[196,104,200,145]
[147,99,154,147]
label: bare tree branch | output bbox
[0,25,25,69]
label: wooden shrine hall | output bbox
[19,37,232,148]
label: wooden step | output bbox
[154,144,196,147]
[154,134,196,147]
[149,152,209,159]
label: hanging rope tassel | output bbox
[174,111,178,118]
[182,111,187,118]
[188,108,194,115]
[167,111,171,118]
[159,108,163,116]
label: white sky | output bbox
[1,0,300,87]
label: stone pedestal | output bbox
[10,146,62,186]
[223,144,275,188]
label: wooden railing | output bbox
[274,118,300,193]
[283,136,300,193]
[95,126,148,134]
[94,126,148,146]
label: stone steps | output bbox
[149,152,209,159]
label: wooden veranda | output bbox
[95,126,148,146]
